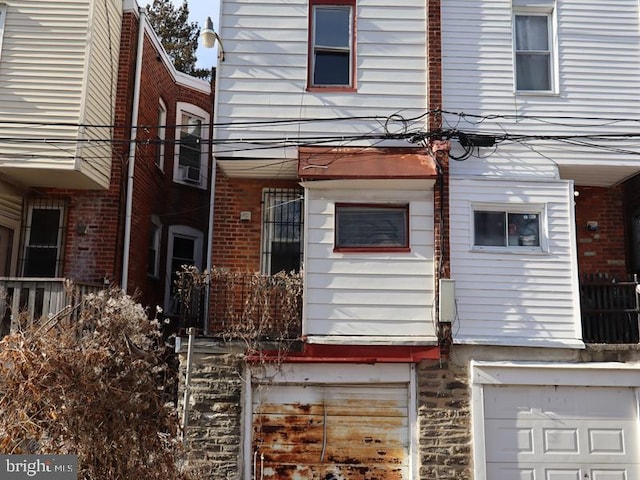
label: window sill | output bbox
[307,86,357,93]
[470,246,549,255]
[514,90,559,97]
[173,179,206,190]
[334,246,411,253]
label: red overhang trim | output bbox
[246,344,441,364]
[298,146,438,180]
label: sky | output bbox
[144,0,221,69]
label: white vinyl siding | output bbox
[303,185,436,342]
[442,0,640,186]
[450,177,581,347]
[215,0,428,163]
[0,0,122,189]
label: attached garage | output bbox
[247,363,416,480]
[472,362,640,480]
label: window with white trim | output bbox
[309,0,355,88]
[21,200,66,277]
[473,206,545,250]
[513,5,555,92]
[165,225,203,314]
[155,98,167,170]
[147,215,161,278]
[174,103,209,188]
[261,188,303,275]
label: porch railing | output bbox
[0,278,103,335]
[207,270,302,340]
[580,274,640,344]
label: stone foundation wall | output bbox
[178,341,244,480]
[418,359,472,479]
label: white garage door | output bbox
[484,385,640,480]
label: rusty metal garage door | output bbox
[252,383,410,480]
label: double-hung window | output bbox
[473,206,545,251]
[261,189,304,275]
[174,103,209,188]
[513,2,555,92]
[309,0,355,89]
[335,204,410,251]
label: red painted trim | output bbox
[307,0,357,90]
[246,344,441,364]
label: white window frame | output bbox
[164,225,203,313]
[156,98,167,170]
[147,215,161,279]
[0,5,7,60]
[471,203,548,253]
[173,102,210,189]
[22,202,65,277]
[512,2,558,94]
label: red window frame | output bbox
[334,203,410,253]
[307,0,357,92]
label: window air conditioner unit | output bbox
[180,166,200,183]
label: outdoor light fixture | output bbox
[200,16,225,61]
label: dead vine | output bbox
[0,288,199,479]
[176,266,303,365]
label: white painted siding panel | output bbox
[450,177,580,346]
[442,0,640,185]
[215,0,428,159]
[304,187,436,341]
[0,0,120,188]
[79,0,121,188]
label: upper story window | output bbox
[513,5,556,93]
[335,204,410,252]
[261,188,304,275]
[174,102,210,189]
[473,205,546,252]
[308,0,356,90]
[155,98,167,170]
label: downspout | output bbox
[204,68,217,335]
[121,8,146,292]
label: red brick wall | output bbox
[574,185,627,278]
[35,11,212,313]
[212,169,300,272]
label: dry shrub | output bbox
[0,288,194,479]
